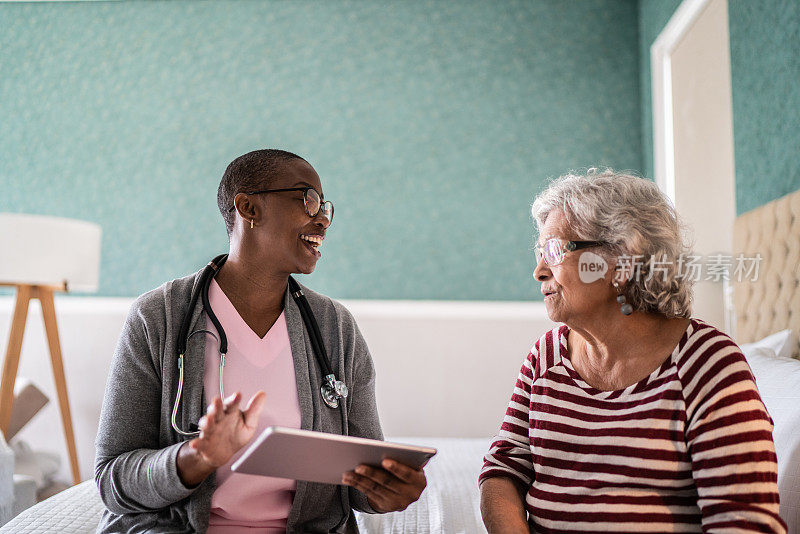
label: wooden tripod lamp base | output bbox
[0,213,102,486]
[0,282,82,485]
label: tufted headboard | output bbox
[732,189,800,359]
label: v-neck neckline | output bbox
[209,278,286,345]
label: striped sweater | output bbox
[479,319,786,533]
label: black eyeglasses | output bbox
[230,187,334,223]
[534,238,604,266]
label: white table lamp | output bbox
[0,213,102,485]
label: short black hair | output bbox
[217,149,306,235]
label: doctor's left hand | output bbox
[342,459,427,512]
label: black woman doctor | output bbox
[95,149,426,534]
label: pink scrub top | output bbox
[203,279,302,533]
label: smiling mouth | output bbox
[299,234,323,257]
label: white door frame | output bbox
[651,0,714,204]
[651,0,737,332]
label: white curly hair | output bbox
[531,168,693,319]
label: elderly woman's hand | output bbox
[189,390,267,468]
[342,459,427,512]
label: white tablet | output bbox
[230,426,437,485]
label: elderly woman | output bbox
[95,149,426,533]
[479,169,785,533]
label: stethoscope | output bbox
[170,254,349,438]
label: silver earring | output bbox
[250,219,254,229]
[613,281,633,316]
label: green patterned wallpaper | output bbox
[1,0,642,300]
[728,0,800,214]
[638,0,800,215]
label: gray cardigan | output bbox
[95,271,383,533]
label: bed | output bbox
[0,437,491,534]
[2,189,799,533]
[731,189,800,532]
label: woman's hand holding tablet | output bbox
[231,426,435,512]
[342,458,428,512]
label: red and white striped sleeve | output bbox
[679,326,786,533]
[479,339,541,488]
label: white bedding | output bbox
[356,437,489,534]
[0,437,490,534]
[0,478,103,533]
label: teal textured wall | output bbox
[638,0,800,214]
[0,0,642,299]
[729,0,800,214]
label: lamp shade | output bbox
[0,213,101,292]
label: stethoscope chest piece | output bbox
[321,374,348,409]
